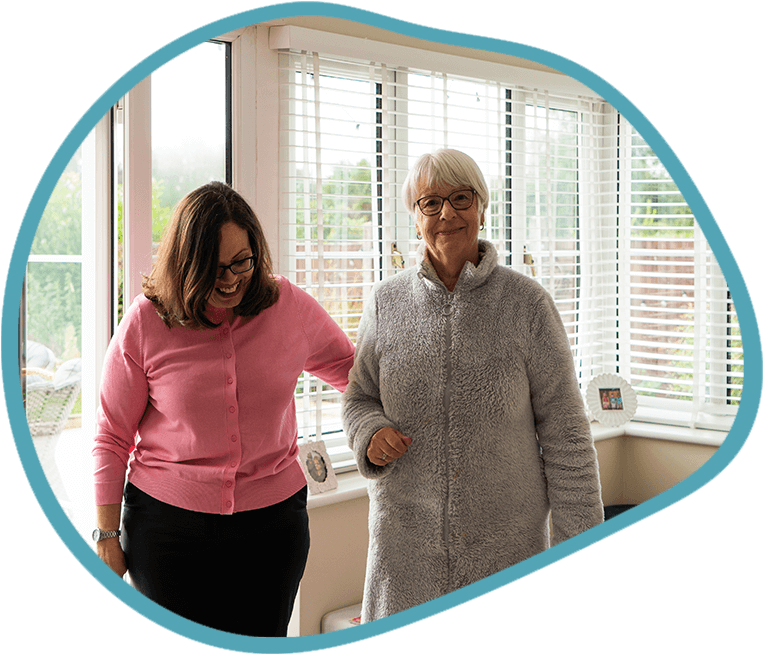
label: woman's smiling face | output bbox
[207,221,254,309]
[414,182,483,269]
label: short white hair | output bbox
[402,149,489,217]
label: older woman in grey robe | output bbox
[342,148,603,622]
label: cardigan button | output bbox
[229,406,236,413]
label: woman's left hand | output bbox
[367,427,412,466]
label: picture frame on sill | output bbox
[298,440,338,494]
[586,373,638,427]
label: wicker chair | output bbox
[23,342,82,439]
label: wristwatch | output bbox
[92,528,121,543]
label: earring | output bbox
[416,233,422,240]
[480,222,485,231]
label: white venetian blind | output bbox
[504,90,618,385]
[278,52,392,470]
[621,119,742,425]
[274,36,741,472]
[277,47,614,468]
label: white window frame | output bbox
[106,29,259,411]
[265,25,739,437]
[616,119,740,431]
[23,114,112,536]
[81,114,113,443]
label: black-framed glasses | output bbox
[415,188,476,216]
[217,255,255,278]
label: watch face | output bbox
[92,528,101,542]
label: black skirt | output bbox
[121,482,310,636]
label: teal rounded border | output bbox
[3,2,761,652]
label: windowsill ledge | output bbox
[591,420,725,448]
[307,469,368,510]
[307,420,725,510]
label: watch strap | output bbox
[92,528,121,542]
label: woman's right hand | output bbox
[367,427,412,466]
[97,538,127,578]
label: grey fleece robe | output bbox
[342,239,603,622]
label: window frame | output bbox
[268,25,739,439]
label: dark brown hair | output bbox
[142,182,280,328]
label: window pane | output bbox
[26,262,82,363]
[626,124,741,417]
[24,145,84,517]
[281,55,378,468]
[280,48,740,445]
[522,104,580,341]
[151,41,228,246]
[26,146,83,381]
[628,129,697,402]
[282,59,515,463]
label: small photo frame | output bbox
[298,440,338,494]
[586,373,637,427]
[599,388,623,410]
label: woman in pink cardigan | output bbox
[92,182,355,636]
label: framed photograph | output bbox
[298,440,338,494]
[586,373,637,427]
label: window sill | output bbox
[307,420,725,510]
[306,469,368,510]
[591,420,725,448]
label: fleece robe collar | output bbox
[415,238,498,293]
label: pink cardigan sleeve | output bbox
[92,299,150,506]
[289,282,356,392]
